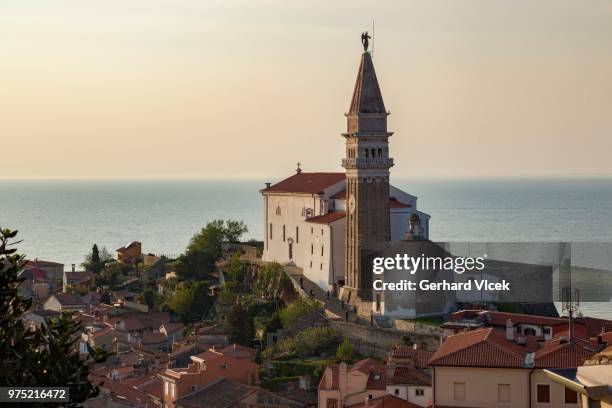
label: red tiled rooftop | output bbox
[350,395,424,408]
[305,212,346,224]
[27,259,63,267]
[429,328,526,368]
[389,197,411,208]
[390,366,431,386]
[261,172,345,194]
[141,331,167,344]
[430,326,598,369]
[53,292,86,307]
[389,345,434,368]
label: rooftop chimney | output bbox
[72,264,75,272]
[265,182,271,189]
[506,319,514,341]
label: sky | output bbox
[2,0,612,179]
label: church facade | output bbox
[260,47,430,297]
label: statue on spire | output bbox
[361,31,371,51]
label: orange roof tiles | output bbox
[261,172,345,194]
[305,212,347,224]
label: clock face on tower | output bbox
[348,194,356,213]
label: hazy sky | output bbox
[2,0,612,179]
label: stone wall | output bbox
[328,320,441,358]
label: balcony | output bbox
[341,157,394,167]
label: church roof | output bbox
[305,212,346,224]
[349,52,386,114]
[261,172,345,194]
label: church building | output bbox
[261,43,430,299]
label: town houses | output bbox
[9,39,612,408]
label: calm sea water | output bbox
[1,177,611,318]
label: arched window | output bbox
[378,148,382,158]
[371,148,376,157]
[365,149,369,158]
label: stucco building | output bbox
[429,324,607,407]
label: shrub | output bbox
[279,298,319,328]
[272,327,341,358]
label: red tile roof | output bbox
[64,271,95,282]
[218,343,256,360]
[350,395,424,408]
[318,359,387,391]
[389,345,434,368]
[53,292,86,307]
[534,338,597,368]
[389,366,431,386]
[429,328,526,368]
[141,332,167,344]
[389,197,411,208]
[305,211,346,224]
[430,327,598,369]
[261,172,345,194]
[27,260,63,267]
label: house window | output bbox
[283,225,286,242]
[377,148,382,158]
[321,246,324,256]
[296,226,299,243]
[453,382,466,401]
[394,389,399,395]
[365,149,369,158]
[524,327,537,336]
[191,385,197,391]
[311,244,314,255]
[320,263,323,270]
[537,384,550,403]
[326,399,338,408]
[275,206,281,215]
[415,388,424,396]
[269,223,273,240]
[310,261,312,267]
[311,227,313,234]
[319,200,324,214]
[498,384,510,402]
[565,388,578,404]
[321,229,324,235]
[543,327,551,336]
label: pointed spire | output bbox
[349,52,386,114]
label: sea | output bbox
[1,177,611,319]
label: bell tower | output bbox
[341,47,393,307]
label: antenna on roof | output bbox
[561,286,580,345]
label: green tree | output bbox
[91,244,101,272]
[82,245,113,273]
[279,297,319,328]
[0,228,108,406]
[167,282,212,324]
[336,336,356,363]
[224,301,255,346]
[223,220,248,243]
[176,220,248,280]
[137,287,159,311]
